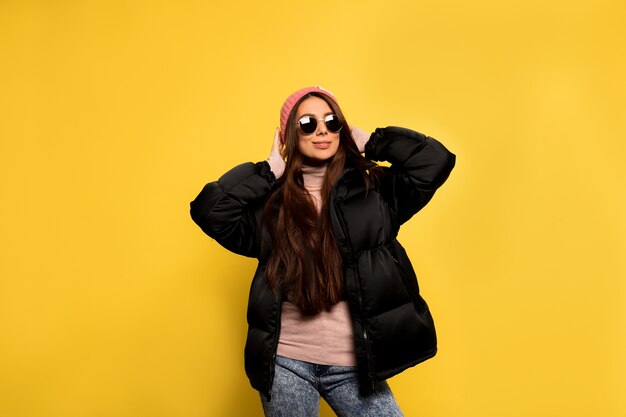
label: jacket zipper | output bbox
[361,327,375,392]
[331,188,376,392]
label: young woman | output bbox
[190,86,456,416]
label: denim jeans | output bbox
[261,355,404,417]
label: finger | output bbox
[276,127,284,147]
[270,128,280,153]
[277,131,287,158]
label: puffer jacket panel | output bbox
[244,264,282,395]
[355,245,413,317]
[333,185,397,254]
[365,127,455,225]
[368,299,437,379]
[190,161,276,258]
[246,265,277,332]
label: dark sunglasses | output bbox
[297,114,343,135]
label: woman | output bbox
[190,86,456,416]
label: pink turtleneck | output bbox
[271,162,357,366]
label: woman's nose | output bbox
[316,119,328,135]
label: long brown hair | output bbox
[264,93,380,315]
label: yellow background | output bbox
[1,0,624,416]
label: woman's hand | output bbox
[350,125,371,153]
[267,128,286,179]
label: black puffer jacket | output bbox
[190,126,455,399]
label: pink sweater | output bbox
[275,163,357,366]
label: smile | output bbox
[312,141,332,149]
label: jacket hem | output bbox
[374,346,438,381]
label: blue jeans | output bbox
[261,355,404,417]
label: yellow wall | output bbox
[1,1,624,416]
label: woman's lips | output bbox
[312,141,331,149]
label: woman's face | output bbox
[294,96,341,165]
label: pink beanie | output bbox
[279,86,339,143]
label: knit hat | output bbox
[279,86,339,143]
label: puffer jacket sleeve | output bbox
[364,126,456,224]
[190,161,276,258]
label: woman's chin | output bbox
[301,154,332,166]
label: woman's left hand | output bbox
[350,125,371,153]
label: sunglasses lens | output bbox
[325,115,343,133]
[298,116,317,134]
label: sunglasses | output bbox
[297,114,343,135]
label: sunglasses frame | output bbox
[297,114,343,135]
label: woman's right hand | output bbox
[267,128,286,179]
